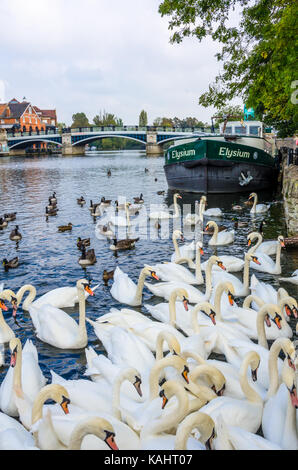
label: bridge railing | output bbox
[66,126,214,134]
[7,128,59,138]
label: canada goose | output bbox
[114,200,126,211]
[145,168,149,173]
[77,237,90,250]
[9,225,22,241]
[47,197,57,210]
[4,212,17,222]
[100,197,112,206]
[78,246,97,266]
[45,206,58,216]
[77,196,86,205]
[2,257,19,271]
[109,237,139,251]
[103,269,115,285]
[133,194,144,204]
[49,192,57,204]
[89,200,101,212]
[58,223,73,232]
[0,218,8,228]
[258,220,266,235]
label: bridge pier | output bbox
[146,132,163,156]
[0,129,9,156]
[62,133,85,156]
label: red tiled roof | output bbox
[40,109,57,119]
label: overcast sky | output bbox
[0,0,241,125]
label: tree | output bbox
[93,111,123,127]
[71,112,90,128]
[139,110,148,127]
[153,117,174,127]
[158,0,298,137]
[212,105,244,125]
[56,122,66,133]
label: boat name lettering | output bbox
[219,147,250,159]
[171,149,196,160]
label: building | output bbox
[33,106,57,128]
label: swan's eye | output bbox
[252,256,261,265]
[104,431,119,450]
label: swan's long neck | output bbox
[125,205,131,226]
[68,419,107,450]
[188,365,220,402]
[242,295,264,309]
[149,356,187,400]
[191,302,212,333]
[242,255,251,294]
[173,195,180,217]
[0,308,13,337]
[256,306,271,349]
[274,241,282,272]
[133,269,147,305]
[266,338,293,398]
[204,259,215,299]
[112,372,130,420]
[252,194,257,211]
[214,285,227,321]
[195,247,203,283]
[77,286,87,346]
[155,332,181,362]
[248,233,262,255]
[175,412,213,450]
[209,223,218,245]
[16,285,37,310]
[168,291,178,328]
[239,356,263,404]
[172,235,181,259]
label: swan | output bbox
[205,220,235,246]
[201,253,244,273]
[250,273,279,305]
[247,232,285,274]
[108,202,132,227]
[28,279,94,349]
[262,363,298,450]
[248,192,270,214]
[0,338,46,418]
[254,234,284,256]
[174,411,216,450]
[151,241,204,285]
[67,417,119,450]
[0,413,38,450]
[13,280,98,311]
[279,269,298,286]
[95,221,115,239]
[212,252,261,296]
[198,351,264,433]
[183,201,201,226]
[0,289,16,343]
[200,195,223,217]
[110,265,159,306]
[144,255,226,303]
[149,193,182,220]
[170,230,195,263]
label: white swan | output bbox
[262,363,298,450]
[108,202,131,226]
[205,220,235,246]
[151,241,204,285]
[248,232,285,274]
[170,230,195,263]
[248,192,270,214]
[0,338,46,418]
[13,281,98,311]
[250,273,278,305]
[183,201,201,226]
[149,193,182,220]
[0,289,16,343]
[0,413,39,450]
[200,195,223,217]
[198,351,264,433]
[28,279,94,349]
[145,255,226,303]
[212,252,261,296]
[110,265,159,306]
[279,269,298,286]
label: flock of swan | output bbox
[0,188,297,451]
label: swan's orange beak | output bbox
[248,194,253,200]
[228,292,234,306]
[200,248,204,255]
[284,305,292,318]
[181,366,189,384]
[289,385,298,409]
[205,224,209,231]
[209,310,216,325]
[247,239,252,247]
[60,396,70,414]
[0,300,8,311]
[160,390,168,410]
[273,313,282,330]
[10,349,17,368]
[280,240,285,248]
[151,271,159,280]
[252,256,261,265]
[104,432,119,450]
[84,285,94,296]
[177,194,182,199]
[217,261,226,271]
[183,297,189,311]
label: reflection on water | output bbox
[0,150,297,385]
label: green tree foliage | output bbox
[212,105,244,124]
[158,0,298,136]
[71,112,90,128]
[93,111,123,127]
[153,116,209,128]
[139,110,148,126]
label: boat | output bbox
[164,132,279,194]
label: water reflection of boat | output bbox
[164,134,279,194]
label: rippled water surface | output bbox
[0,150,297,385]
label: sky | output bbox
[0,0,242,125]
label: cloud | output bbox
[0,0,242,124]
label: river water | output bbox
[0,150,297,386]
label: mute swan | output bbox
[198,351,264,433]
[0,338,46,418]
[212,252,261,296]
[28,279,94,349]
[254,234,284,256]
[247,232,285,274]
[250,274,279,305]
[67,417,119,450]
[201,254,244,273]
[0,413,38,450]
[145,255,226,303]
[279,269,298,286]
[200,195,223,217]
[175,411,216,450]
[151,241,204,285]
[149,193,182,220]
[0,289,16,343]
[262,364,298,450]
[110,265,159,306]
[13,280,98,311]
[170,230,195,263]
[205,220,235,246]
[248,192,270,214]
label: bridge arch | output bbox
[71,134,146,147]
[9,138,62,149]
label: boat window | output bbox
[249,126,260,135]
[235,126,246,135]
[225,127,232,133]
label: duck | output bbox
[145,168,149,173]
[200,195,223,217]
[76,237,90,250]
[232,217,248,228]
[45,206,58,217]
[107,169,111,177]
[4,212,17,222]
[248,192,270,214]
[205,220,235,245]
[77,196,86,205]
[110,265,159,306]
[100,196,112,207]
[58,223,73,232]
[279,269,298,286]
[109,237,139,251]
[49,192,57,204]
[78,246,97,266]
[2,257,19,271]
[0,218,8,229]
[133,194,144,204]
[149,193,182,220]
[28,279,94,349]
[9,225,22,241]
[103,269,114,285]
